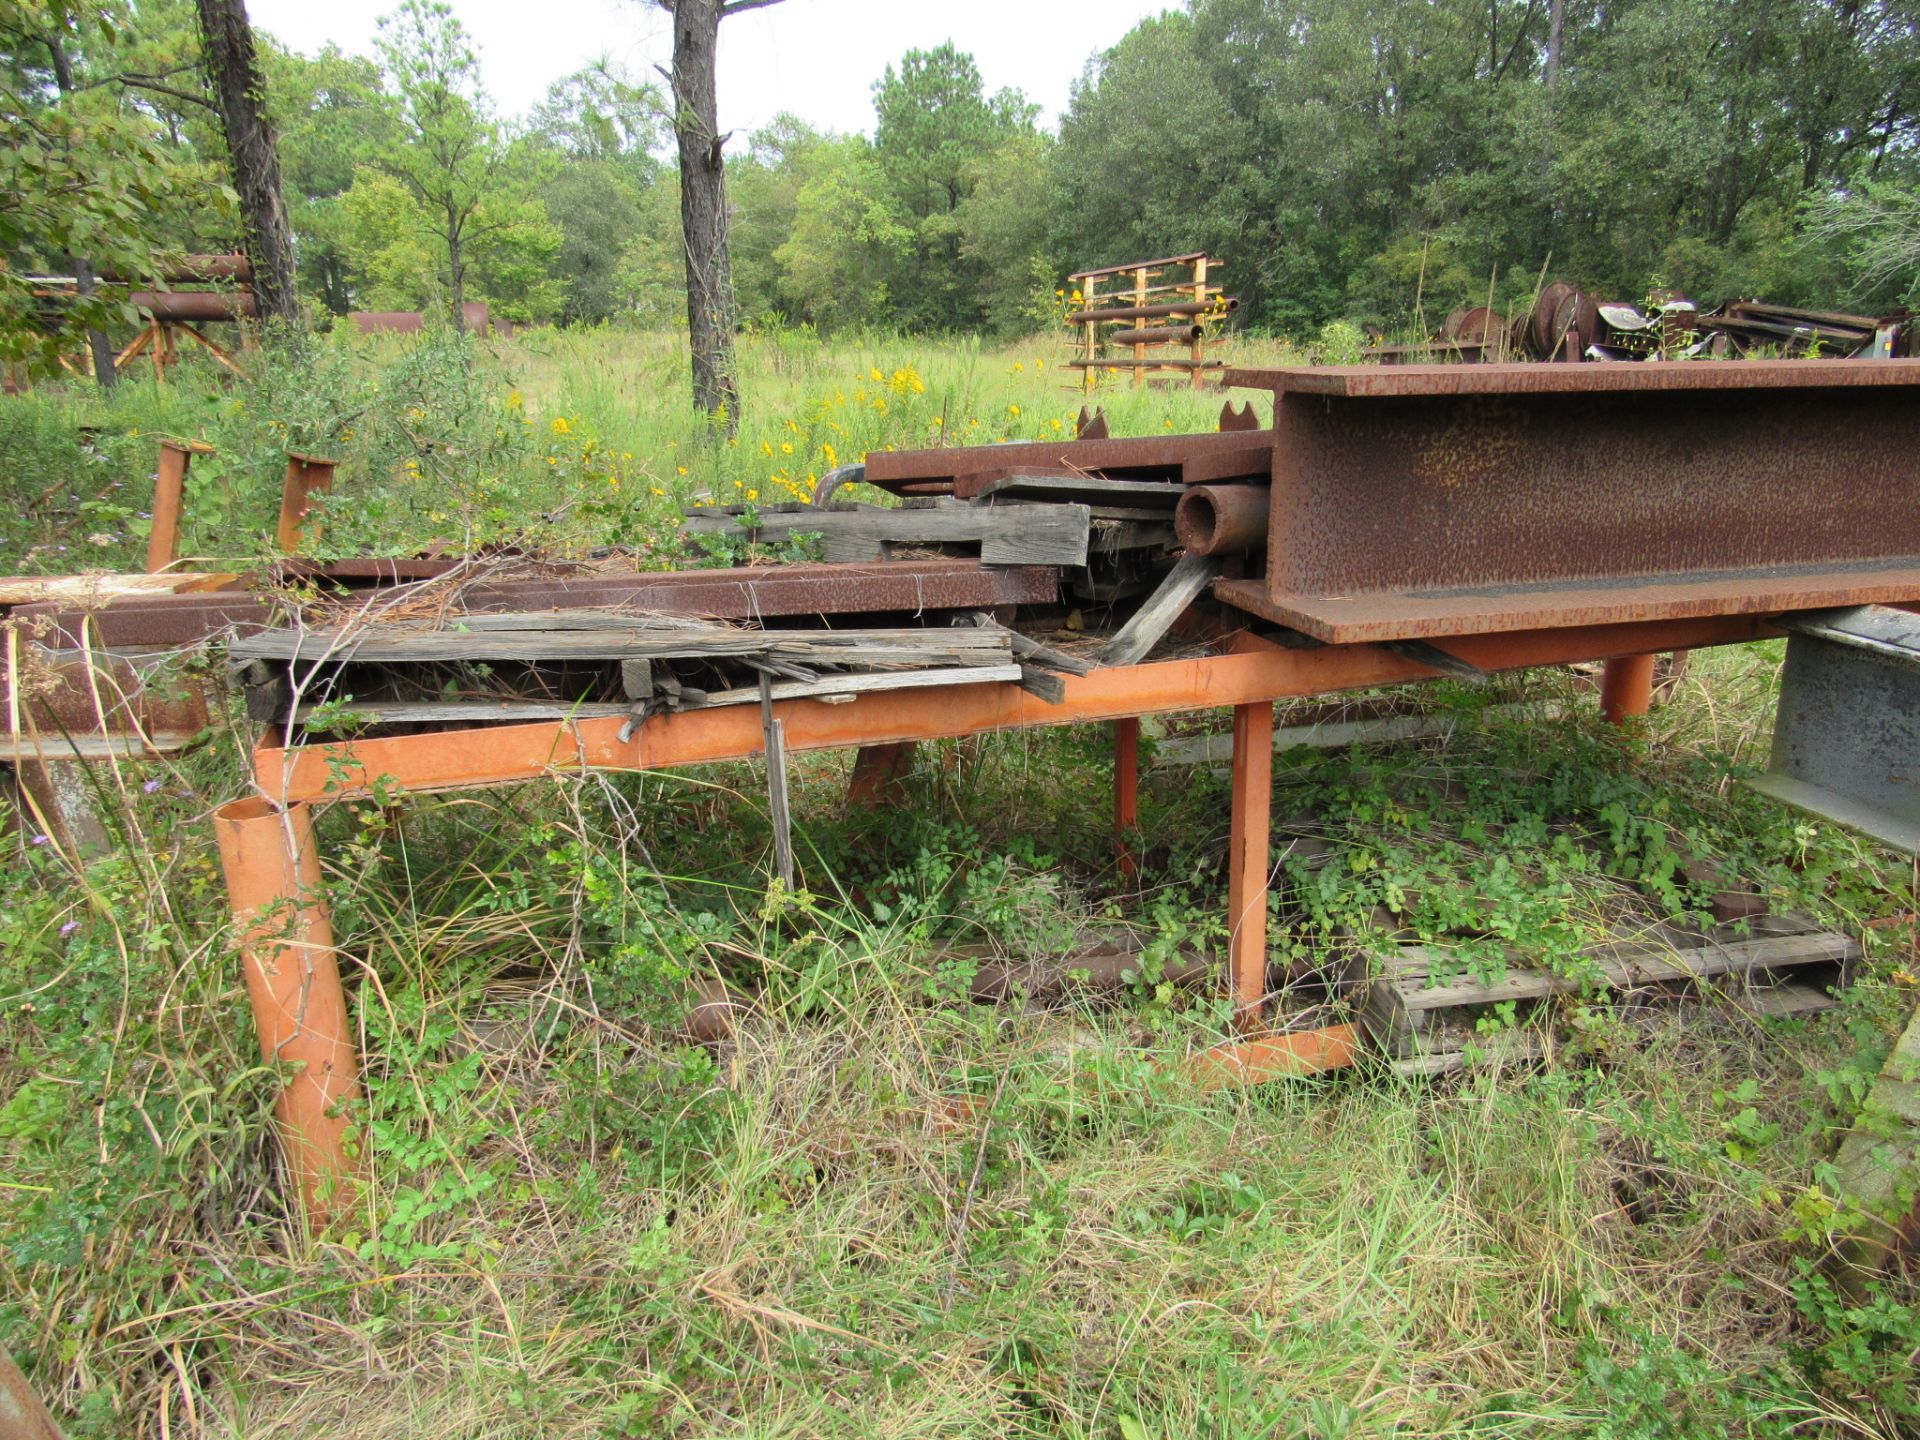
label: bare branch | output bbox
[721,0,787,14]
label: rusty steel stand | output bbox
[1113,717,1140,879]
[1600,654,1657,722]
[1226,701,1274,1028]
[212,797,361,1225]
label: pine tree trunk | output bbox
[666,0,740,432]
[195,0,300,324]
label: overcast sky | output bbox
[247,0,1178,137]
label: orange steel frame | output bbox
[219,614,1773,1221]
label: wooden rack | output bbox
[1065,252,1234,391]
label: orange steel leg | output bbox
[1600,653,1657,723]
[213,797,360,1224]
[847,741,915,808]
[276,452,337,552]
[1114,717,1140,879]
[1227,701,1273,1028]
[148,440,190,572]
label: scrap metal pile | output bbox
[1374,280,1912,364]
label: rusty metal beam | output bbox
[1219,360,1920,644]
[249,614,1776,804]
[13,560,1062,649]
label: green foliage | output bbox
[0,0,231,366]
[870,43,1038,333]
[353,0,561,323]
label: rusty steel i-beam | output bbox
[1217,360,1920,643]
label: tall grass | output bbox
[1,329,1917,1439]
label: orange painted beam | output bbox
[251,614,1774,805]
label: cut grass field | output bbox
[2,328,1919,1438]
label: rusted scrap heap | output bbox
[1376,282,1912,365]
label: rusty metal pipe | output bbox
[212,797,360,1224]
[1110,324,1204,346]
[127,290,257,321]
[1066,298,1239,325]
[1177,485,1270,556]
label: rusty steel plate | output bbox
[1215,563,1920,644]
[864,431,1273,494]
[1,649,212,758]
[12,560,1060,649]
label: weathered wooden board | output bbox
[1350,922,1859,1060]
[680,498,1090,567]
[233,616,1015,667]
[1095,554,1225,666]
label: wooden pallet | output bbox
[1342,914,1859,1072]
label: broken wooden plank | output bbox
[963,612,1094,675]
[692,664,1022,708]
[1016,665,1067,703]
[815,502,1090,566]
[1095,554,1225,667]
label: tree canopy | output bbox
[5,0,1920,361]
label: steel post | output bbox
[1600,654,1656,722]
[212,797,360,1224]
[147,441,192,573]
[1114,717,1140,879]
[847,741,915,809]
[1227,701,1274,1027]
[275,453,337,553]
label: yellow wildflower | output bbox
[551,417,571,436]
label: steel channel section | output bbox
[1222,360,1920,643]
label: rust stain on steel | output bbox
[1,649,211,752]
[12,560,1059,649]
[252,615,1775,804]
[1222,360,1920,639]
